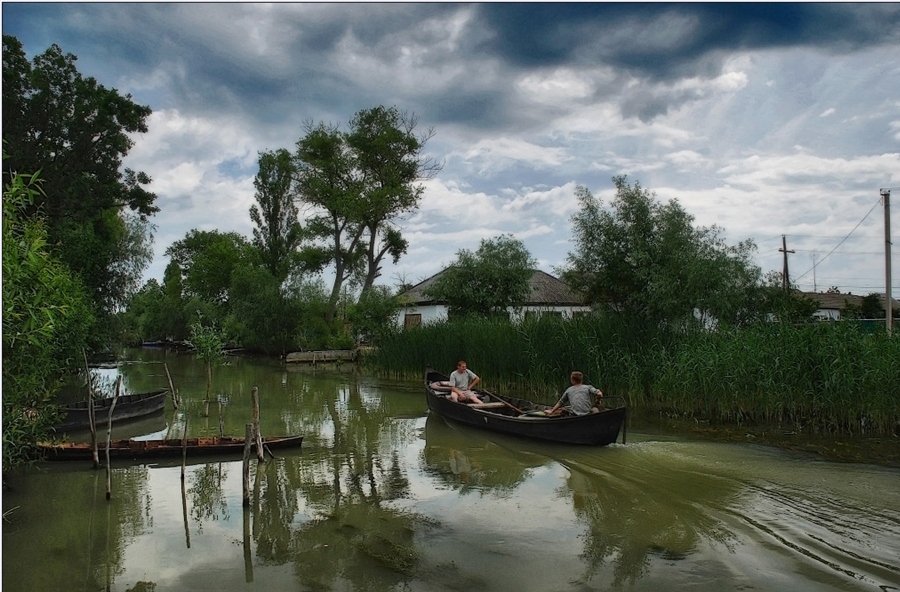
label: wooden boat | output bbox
[425,370,626,446]
[38,435,304,461]
[53,389,169,431]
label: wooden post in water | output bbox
[105,376,122,500]
[218,399,225,438]
[242,423,253,507]
[251,386,264,462]
[83,350,100,469]
[181,472,191,549]
[181,414,189,481]
[242,505,253,582]
[164,362,179,410]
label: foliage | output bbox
[425,234,537,318]
[294,120,364,322]
[369,314,900,436]
[165,229,259,305]
[294,106,438,322]
[188,314,227,405]
[226,265,302,355]
[2,169,94,470]
[250,149,306,284]
[860,293,884,319]
[346,106,441,293]
[560,177,762,328]
[347,285,402,345]
[2,35,157,325]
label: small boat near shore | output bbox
[425,370,626,446]
[53,389,169,432]
[38,435,304,461]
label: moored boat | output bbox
[38,434,304,461]
[425,370,626,446]
[54,389,169,432]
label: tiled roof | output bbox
[399,269,585,306]
[803,291,899,310]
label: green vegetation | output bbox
[3,170,94,470]
[3,35,157,346]
[425,234,536,318]
[370,315,899,436]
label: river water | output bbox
[3,348,898,591]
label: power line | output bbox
[794,198,882,282]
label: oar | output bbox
[477,389,525,415]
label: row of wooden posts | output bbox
[83,351,269,506]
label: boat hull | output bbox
[54,389,169,431]
[426,370,625,446]
[38,435,303,461]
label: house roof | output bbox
[399,269,586,306]
[803,291,900,310]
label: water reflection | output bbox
[4,349,899,592]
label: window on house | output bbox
[404,314,422,329]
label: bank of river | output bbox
[3,348,898,591]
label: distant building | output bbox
[803,291,899,321]
[396,269,589,328]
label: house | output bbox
[804,291,899,321]
[396,269,590,328]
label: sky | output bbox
[3,2,899,296]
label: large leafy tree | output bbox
[294,106,439,323]
[250,149,305,284]
[426,234,537,318]
[561,176,762,328]
[347,106,440,293]
[2,36,157,326]
[295,121,365,323]
[165,230,259,307]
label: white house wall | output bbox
[397,304,591,328]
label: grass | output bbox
[368,315,900,436]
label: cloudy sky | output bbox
[4,3,899,296]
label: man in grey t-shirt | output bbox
[546,371,602,416]
[448,360,482,404]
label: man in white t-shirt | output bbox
[448,360,482,404]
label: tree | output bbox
[560,177,762,328]
[294,106,440,322]
[250,149,305,284]
[346,106,440,293]
[2,36,157,323]
[860,293,884,319]
[188,315,227,416]
[3,169,93,470]
[294,121,365,324]
[165,230,259,306]
[426,234,537,318]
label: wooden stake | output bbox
[181,413,189,481]
[164,362,178,410]
[251,386,264,462]
[83,350,99,469]
[242,423,252,507]
[105,376,121,500]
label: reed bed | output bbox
[369,316,899,436]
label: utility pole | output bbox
[881,189,892,335]
[779,235,795,292]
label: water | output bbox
[3,349,899,591]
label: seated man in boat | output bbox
[544,371,602,416]
[448,360,482,404]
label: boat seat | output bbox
[468,402,507,409]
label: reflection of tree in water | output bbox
[247,377,431,590]
[562,460,737,587]
[420,414,544,494]
[188,463,229,531]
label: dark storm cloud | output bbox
[474,3,900,79]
